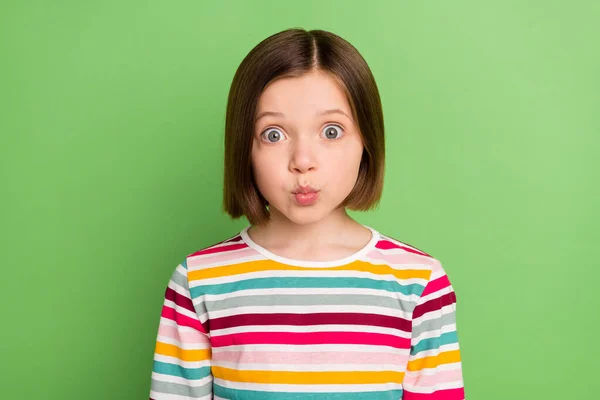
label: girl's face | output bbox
[251,69,364,225]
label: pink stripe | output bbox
[403,387,464,400]
[403,368,463,387]
[211,331,410,349]
[213,350,409,365]
[366,248,437,265]
[157,324,211,345]
[189,242,248,257]
[161,305,205,332]
[421,275,451,297]
[188,247,257,269]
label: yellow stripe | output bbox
[407,349,461,372]
[189,259,431,281]
[212,366,404,384]
[155,341,211,362]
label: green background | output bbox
[2,1,598,399]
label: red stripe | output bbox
[164,287,195,313]
[210,312,411,332]
[188,242,247,257]
[376,240,431,257]
[211,331,411,349]
[421,275,451,298]
[413,292,456,319]
[403,387,464,400]
[161,305,206,333]
[222,235,242,244]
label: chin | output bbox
[272,204,328,225]
[295,206,334,223]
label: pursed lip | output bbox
[293,185,319,194]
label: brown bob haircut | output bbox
[222,28,385,227]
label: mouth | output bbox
[292,186,320,206]
[293,185,319,195]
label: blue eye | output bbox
[322,124,344,140]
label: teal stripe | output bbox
[190,276,423,297]
[181,258,188,270]
[153,360,211,380]
[214,383,403,400]
[411,331,458,355]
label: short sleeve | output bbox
[149,261,213,400]
[403,259,465,399]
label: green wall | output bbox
[2,1,598,399]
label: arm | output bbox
[150,261,213,400]
[403,259,465,400]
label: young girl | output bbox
[149,28,465,400]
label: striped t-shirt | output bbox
[149,224,465,400]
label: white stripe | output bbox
[363,255,435,270]
[199,286,419,303]
[211,343,407,354]
[188,250,266,269]
[167,278,189,299]
[428,261,449,281]
[159,304,209,330]
[408,342,461,360]
[404,361,462,377]
[150,389,212,400]
[153,354,210,369]
[175,263,188,277]
[156,334,211,350]
[418,285,454,303]
[412,303,456,326]
[378,235,431,252]
[157,318,203,332]
[403,378,463,393]
[212,361,406,371]
[411,323,458,344]
[163,299,198,321]
[151,371,212,386]
[158,316,208,338]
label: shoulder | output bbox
[179,230,251,274]
[373,230,449,282]
[375,230,434,258]
[374,231,457,308]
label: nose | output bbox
[289,136,317,174]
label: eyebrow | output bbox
[255,108,352,123]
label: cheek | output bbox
[331,146,363,191]
[251,153,286,193]
[251,143,268,179]
[328,142,363,171]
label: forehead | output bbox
[256,71,351,116]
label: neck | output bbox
[248,207,363,251]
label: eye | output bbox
[260,124,344,143]
[261,128,286,143]
[321,124,344,140]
